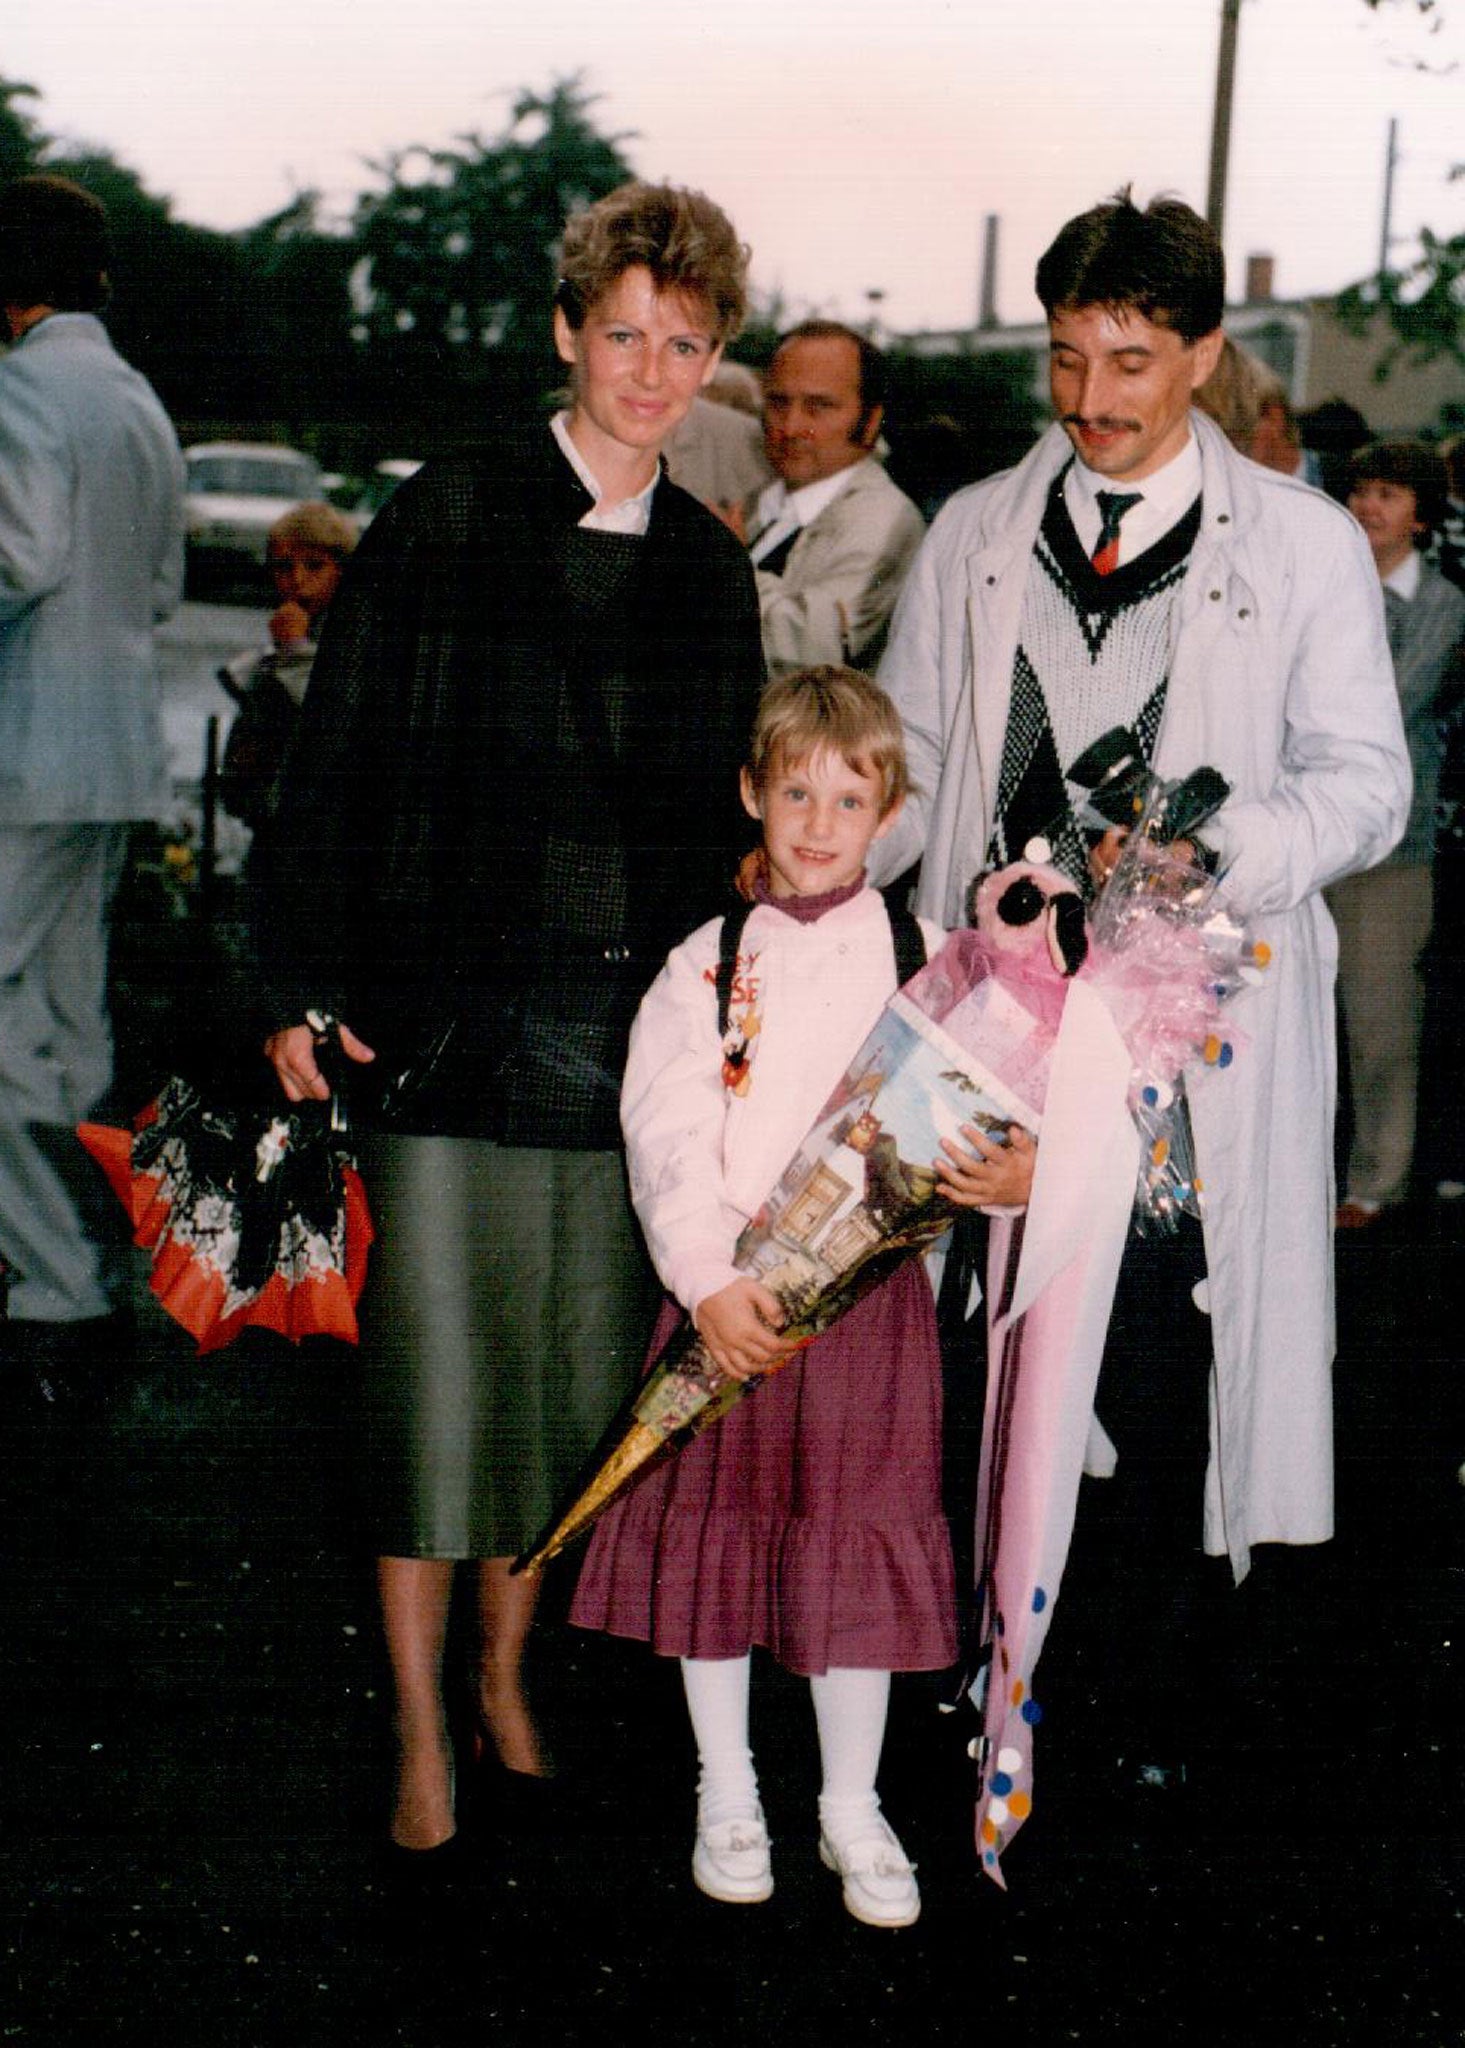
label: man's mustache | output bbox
[1062,413,1140,434]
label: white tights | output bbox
[680,1656,891,1845]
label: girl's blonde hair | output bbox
[747,665,909,816]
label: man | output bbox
[1330,442,1465,1228]
[875,190,1408,1628]
[0,176,185,1392]
[747,321,924,678]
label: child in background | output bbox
[217,500,357,836]
[571,665,1032,1927]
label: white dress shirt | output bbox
[748,459,868,566]
[1062,433,1203,567]
[551,412,659,535]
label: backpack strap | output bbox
[884,890,927,989]
[716,897,758,1038]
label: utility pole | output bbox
[977,214,1000,331]
[1378,116,1399,282]
[1206,0,1243,241]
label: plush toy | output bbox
[968,859,1088,980]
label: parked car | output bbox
[184,443,323,573]
[353,458,423,531]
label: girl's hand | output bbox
[264,1020,377,1102]
[936,1123,1036,1211]
[694,1279,797,1381]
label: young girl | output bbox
[571,666,1030,1927]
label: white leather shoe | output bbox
[818,1817,920,1928]
[692,1813,773,1904]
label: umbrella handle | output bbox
[306,1011,351,1137]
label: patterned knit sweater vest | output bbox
[987,468,1202,889]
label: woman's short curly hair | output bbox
[555,182,749,342]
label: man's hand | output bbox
[264,1021,377,1102]
[693,1279,797,1381]
[936,1123,1037,1211]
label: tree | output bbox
[350,77,634,363]
[0,77,46,181]
[1334,221,1465,376]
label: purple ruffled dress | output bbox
[569,879,958,1678]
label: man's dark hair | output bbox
[1035,188,1224,345]
[774,320,888,422]
[0,174,110,312]
[1347,439,1450,541]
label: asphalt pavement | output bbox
[0,658,1461,2045]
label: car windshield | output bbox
[187,455,317,497]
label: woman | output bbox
[260,183,764,1854]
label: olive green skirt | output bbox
[356,1134,656,1559]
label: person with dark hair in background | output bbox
[0,174,185,1404]
[1331,441,1465,1228]
[259,181,764,1861]
[741,320,925,678]
[874,189,1408,1792]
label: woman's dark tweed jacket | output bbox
[258,426,765,1147]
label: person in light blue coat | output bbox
[0,175,184,1379]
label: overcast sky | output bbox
[8,0,1465,334]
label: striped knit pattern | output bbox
[987,470,1201,889]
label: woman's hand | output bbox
[693,1279,797,1381]
[936,1123,1037,1211]
[264,1021,377,1102]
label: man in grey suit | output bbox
[746,322,924,678]
[0,175,185,1387]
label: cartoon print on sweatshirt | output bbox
[709,948,762,1096]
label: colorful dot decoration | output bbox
[1031,1586,1047,1613]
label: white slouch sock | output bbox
[810,1666,891,1847]
[681,1655,761,1829]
